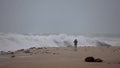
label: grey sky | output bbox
[0,0,120,34]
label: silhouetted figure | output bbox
[74,39,78,48]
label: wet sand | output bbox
[0,46,120,68]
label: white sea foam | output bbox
[0,33,120,51]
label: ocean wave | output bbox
[0,33,119,51]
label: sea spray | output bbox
[0,33,120,51]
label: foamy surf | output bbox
[0,33,120,51]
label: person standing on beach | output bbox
[74,39,78,48]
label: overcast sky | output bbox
[0,0,120,34]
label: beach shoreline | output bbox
[0,46,120,68]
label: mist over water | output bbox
[0,33,120,51]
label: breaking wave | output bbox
[0,33,120,51]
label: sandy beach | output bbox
[0,46,120,68]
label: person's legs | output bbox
[74,43,77,51]
[74,43,77,48]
